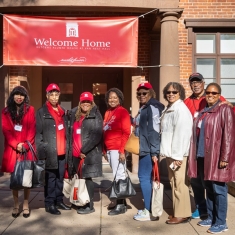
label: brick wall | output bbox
[8,67,28,92]
[178,0,235,97]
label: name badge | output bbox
[197,120,202,129]
[14,124,22,132]
[58,124,64,130]
[76,129,81,134]
[194,111,199,118]
[103,125,109,131]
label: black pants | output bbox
[44,156,65,207]
[73,156,94,209]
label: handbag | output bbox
[26,140,45,188]
[10,150,33,190]
[69,174,90,206]
[151,161,164,217]
[124,132,139,155]
[109,163,136,199]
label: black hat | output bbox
[188,73,204,82]
[11,86,28,97]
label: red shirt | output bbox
[103,106,131,154]
[72,116,85,157]
[46,101,66,156]
[184,94,226,117]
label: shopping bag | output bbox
[63,178,73,198]
[151,161,164,217]
[109,163,136,199]
[10,151,33,190]
[69,174,90,206]
[26,140,45,188]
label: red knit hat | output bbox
[137,82,153,91]
[80,92,94,102]
[46,83,60,92]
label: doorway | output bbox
[42,67,123,117]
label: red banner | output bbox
[3,15,138,67]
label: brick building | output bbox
[0,1,235,174]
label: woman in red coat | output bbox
[1,86,36,218]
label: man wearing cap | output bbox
[185,73,232,220]
[36,83,71,215]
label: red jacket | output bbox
[188,104,235,182]
[1,106,36,173]
[103,106,131,154]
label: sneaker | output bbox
[191,209,200,219]
[133,208,157,221]
[197,218,212,227]
[207,224,228,234]
[134,209,150,221]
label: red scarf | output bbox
[46,101,66,156]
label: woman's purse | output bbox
[151,161,164,217]
[124,132,139,155]
[26,140,45,188]
[10,148,33,190]
[109,163,136,199]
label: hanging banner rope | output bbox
[3,15,138,67]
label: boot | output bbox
[108,199,127,216]
[77,201,95,214]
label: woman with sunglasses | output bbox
[133,82,164,221]
[188,83,235,234]
[1,86,35,218]
[103,88,131,216]
[160,82,193,224]
[68,92,103,214]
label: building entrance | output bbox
[42,67,123,117]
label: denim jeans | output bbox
[198,158,228,225]
[138,154,152,211]
[190,158,207,215]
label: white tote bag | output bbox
[151,181,164,217]
[63,178,72,198]
[69,174,90,206]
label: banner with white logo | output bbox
[3,15,138,67]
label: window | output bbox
[185,19,235,103]
[195,33,235,103]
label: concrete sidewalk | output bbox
[0,166,235,235]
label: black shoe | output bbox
[45,205,61,215]
[56,202,71,210]
[77,207,95,214]
[23,209,30,218]
[108,204,127,216]
[12,208,19,218]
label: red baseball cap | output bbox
[46,83,60,92]
[137,82,153,91]
[80,92,93,102]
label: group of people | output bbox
[1,73,235,234]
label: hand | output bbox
[219,100,233,108]
[119,153,126,162]
[219,160,228,169]
[80,153,86,159]
[103,153,108,161]
[17,143,24,152]
[152,156,158,163]
[174,160,182,167]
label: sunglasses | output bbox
[166,91,178,95]
[205,91,220,95]
[137,92,149,96]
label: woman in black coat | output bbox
[68,92,103,214]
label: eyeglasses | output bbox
[166,91,178,95]
[205,91,220,95]
[190,81,203,85]
[137,92,149,96]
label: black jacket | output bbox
[36,103,69,169]
[139,98,164,157]
[68,105,103,178]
